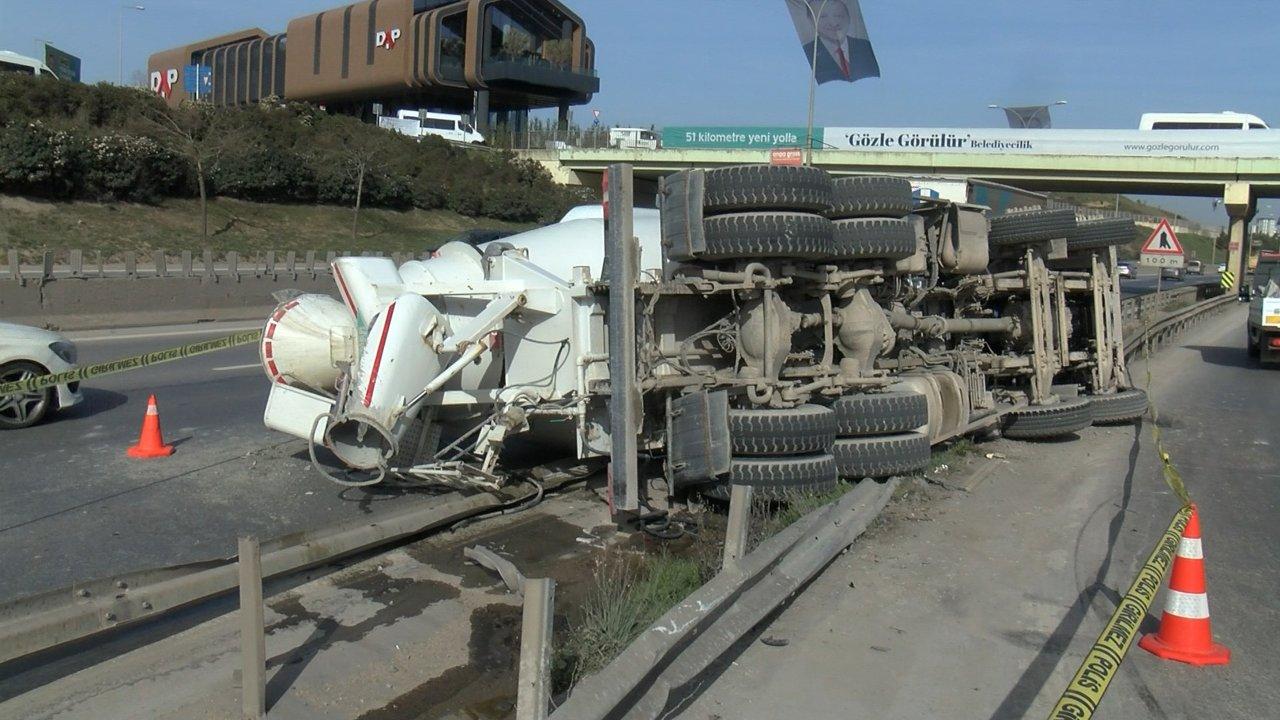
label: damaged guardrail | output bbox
[549,479,897,720]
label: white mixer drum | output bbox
[261,294,356,394]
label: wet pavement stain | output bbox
[407,514,600,591]
[354,604,523,720]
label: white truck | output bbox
[377,109,485,144]
[609,127,660,150]
[259,165,1145,508]
[1247,250,1280,364]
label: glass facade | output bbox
[438,11,466,82]
[485,2,572,70]
[195,34,286,105]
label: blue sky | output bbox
[3,0,1278,225]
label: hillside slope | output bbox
[0,195,535,257]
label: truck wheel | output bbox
[702,453,839,501]
[827,176,914,219]
[0,361,53,430]
[729,404,835,456]
[832,432,930,479]
[831,391,928,436]
[1088,389,1148,424]
[1002,397,1093,439]
[1247,331,1260,357]
[989,209,1077,247]
[702,212,833,260]
[703,165,833,214]
[830,218,917,261]
[1068,218,1136,251]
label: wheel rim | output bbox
[0,369,49,426]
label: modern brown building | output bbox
[146,0,597,132]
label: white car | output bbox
[0,322,83,429]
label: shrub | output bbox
[0,72,584,222]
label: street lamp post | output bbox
[118,4,146,86]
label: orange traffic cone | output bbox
[126,394,175,459]
[1138,505,1230,666]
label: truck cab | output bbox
[1247,251,1280,364]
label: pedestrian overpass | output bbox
[520,145,1280,293]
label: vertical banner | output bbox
[785,0,881,84]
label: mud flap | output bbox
[666,390,731,487]
[659,170,707,262]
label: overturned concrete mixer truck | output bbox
[259,164,1147,503]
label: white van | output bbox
[0,50,57,78]
[379,110,486,144]
[1139,111,1269,130]
[609,127,660,150]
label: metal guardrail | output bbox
[1124,292,1238,359]
[1120,285,1200,327]
[2,248,423,282]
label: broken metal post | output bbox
[517,578,556,720]
[605,163,640,520]
[238,536,266,720]
[722,484,753,572]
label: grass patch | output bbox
[0,194,534,258]
[747,482,855,551]
[929,438,979,472]
[554,551,706,692]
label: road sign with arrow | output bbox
[1140,218,1185,269]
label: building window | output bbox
[0,60,37,75]
[485,2,573,70]
[438,11,466,81]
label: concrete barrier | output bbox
[0,275,338,330]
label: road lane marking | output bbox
[213,363,263,372]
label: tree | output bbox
[313,118,397,239]
[140,102,238,238]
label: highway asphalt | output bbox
[677,305,1279,719]
[0,321,424,603]
[1120,266,1223,296]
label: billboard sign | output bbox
[662,126,820,150]
[822,127,1280,158]
[42,44,81,83]
[184,65,213,97]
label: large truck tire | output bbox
[830,218,918,261]
[702,453,840,501]
[729,404,836,456]
[1088,388,1148,424]
[1002,397,1093,439]
[831,391,929,437]
[989,209,1077,246]
[832,432,930,479]
[702,212,833,260]
[827,176,914,219]
[703,165,833,214]
[1068,218,1136,251]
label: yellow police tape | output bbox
[1047,505,1191,719]
[0,329,264,397]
